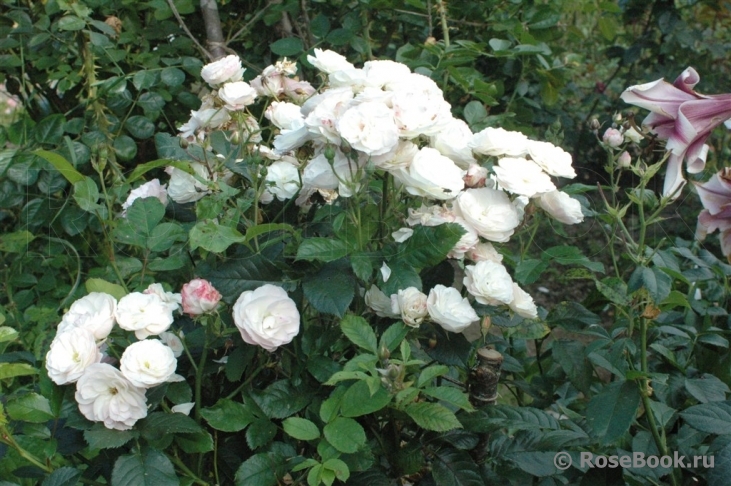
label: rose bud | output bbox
[181,278,222,316]
[464,163,488,188]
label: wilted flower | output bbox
[392,227,414,243]
[165,162,211,204]
[75,363,147,430]
[620,67,731,199]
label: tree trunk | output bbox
[200,0,226,60]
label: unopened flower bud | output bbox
[229,131,240,145]
[613,112,623,123]
[379,344,390,361]
[179,137,189,149]
[602,128,623,148]
[589,118,600,131]
[618,151,631,168]
[464,164,488,188]
[425,37,437,46]
[323,144,336,162]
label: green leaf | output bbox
[380,260,421,296]
[161,67,185,87]
[323,458,349,483]
[685,375,730,403]
[302,261,355,317]
[125,116,155,140]
[245,419,277,450]
[251,380,311,419]
[57,15,86,31]
[431,448,483,486]
[235,453,279,486]
[147,222,186,252]
[200,399,255,432]
[595,277,630,306]
[113,135,137,161]
[85,278,126,300]
[0,230,35,253]
[681,401,731,434]
[552,340,592,394]
[514,259,549,286]
[458,404,560,434]
[283,417,320,441]
[175,431,214,454]
[628,266,672,304]
[84,424,139,449]
[707,440,731,485]
[270,38,304,56]
[0,363,38,380]
[417,365,449,388]
[489,38,512,51]
[323,417,366,453]
[6,393,54,423]
[379,322,409,354]
[111,449,179,486]
[35,114,66,146]
[126,159,187,183]
[540,245,604,273]
[244,223,295,244]
[199,249,288,304]
[340,314,378,354]
[340,380,391,418]
[73,177,101,212]
[587,380,640,444]
[0,326,19,343]
[405,402,462,432]
[139,412,203,440]
[132,70,160,91]
[296,238,350,262]
[463,101,487,125]
[421,387,474,411]
[42,467,82,486]
[396,224,465,270]
[189,221,246,253]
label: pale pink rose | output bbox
[182,278,222,316]
[602,128,623,148]
[618,151,632,168]
[464,164,488,188]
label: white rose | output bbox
[465,242,503,263]
[165,162,211,203]
[391,77,452,138]
[171,402,195,415]
[232,284,300,352]
[302,153,339,191]
[392,227,414,243]
[391,287,428,327]
[120,339,177,388]
[201,55,244,86]
[115,292,175,340]
[427,285,479,333]
[365,285,399,318]
[393,147,465,200]
[265,161,301,201]
[45,327,101,385]
[430,118,476,169]
[307,49,355,74]
[283,78,316,104]
[371,140,418,170]
[250,70,285,98]
[537,190,584,225]
[464,163,488,188]
[266,101,304,130]
[122,179,168,214]
[513,195,529,221]
[273,121,311,152]
[469,127,529,157]
[463,260,514,306]
[455,188,521,242]
[623,127,642,144]
[447,218,480,260]
[191,107,230,131]
[57,292,117,341]
[492,157,556,197]
[75,363,147,430]
[144,283,182,313]
[329,68,367,91]
[525,140,576,179]
[303,88,354,144]
[302,149,363,197]
[363,60,411,89]
[159,331,184,358]
[337,101,399,156]
[509,284,538,319]
[219,81,257,110]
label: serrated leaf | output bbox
[340,380,391,418]
[323,417,366,453]
[34,150,84,184]
[35,114,66,145]
[417,365,449,388]
[189,221,245,253]
[514,259,549,285]
[0,362,38,380]
[302,261,355,317]
[595,277,630,306]
[681,401,731,434]
[175,431,214,454]
[41,467,82,486]
[628,266,672,304]
[296,238,350,262]
[201,399,255,432]
[340,314,377,353]
[395,224,465,270]
[111,449,179,486]
[161,67,185,87]
[0,230,35,253]
[139,412,203,440]
[199,250,289,304]
[587,380,640,444]
[6,393,54,423]
[380,260,421,295]
[0,326,19,343]
[406,402,462,432]
[125,116,155,139]
[235,453,282,486]
[685,375,730,403]
[379,322,408,353]
[270,38,304,56]
[246,419,277,450]
[552,340,592,394]
[84,425,139,449]
[73,177,101,212]
[421,387,474,411]
[283,417,320,441]
[250,380,311,419]
[540,245,604,273]
[431,448,483,486]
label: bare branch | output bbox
[229,2,275,44]
[166,0,212,60]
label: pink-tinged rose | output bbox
[618,151,632,168]
[602,128,623,148]
[695,168,731,260]
[464,164,488,188]
[182,279,222,316]
[620,67,731,199]
[201,55,244,86]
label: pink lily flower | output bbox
[620,67,731,199]
[695,168,731,260]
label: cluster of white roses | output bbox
[167,50,585,337]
